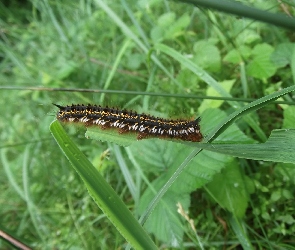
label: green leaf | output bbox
[164,13,190,40]
[224,45,252,64]
[133,140,232,245]
[50,121,157,250]
[193,40,221,72]
[153,43,268,141]
[151,12,176,43]
[126,53,144,70]
[151,12,190,42]
[271,190,281,202]
[275,163,295,185]
[157,12,176,27]
[200,108,255,143]
[205,85,295,142]
[247,43,277,79]
[271,43,295,68]
[236,29,261,45]
[199,80,235,113]
[176,68,201,89]
[206,160,254,218]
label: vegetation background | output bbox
[1,0,295,249]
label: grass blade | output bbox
[50,121,157,250]
[195,129,295,164]
[229,216,252,250]
[206,85,295,142]
[180,0,295,30]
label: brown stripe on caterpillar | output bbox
[53,103,203,142]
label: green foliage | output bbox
[225,43,279,81]
[1,0,295,249]
[246,43,277,80]
[150,12,191,42]
[271,43,295,68]
[193,40,221,72]
[199,79,235,112]
[206,161,255,218]
[224,45,252,64]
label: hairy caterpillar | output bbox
[53,103,203,142]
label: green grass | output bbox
[1,0,295,249]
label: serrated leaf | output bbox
[137,167,191,246]
[206,160,254,218]
[164,13,190,40]
[271,43,295,68]
[151,12,190,42]
[193,40,221,72]
[223,45,252,64]
[157,12,176,27]
[247,43,277,79]
[133,139,232,245]
[237,29,261,45]
[176,68,201,88]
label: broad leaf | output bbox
[193,40,221,72]
[247,43,277,79]
[271,43,295,68]
[206,160,255,218]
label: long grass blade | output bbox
[50,121,157,250]
[180,0,295,30]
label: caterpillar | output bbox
[53,103,203,142]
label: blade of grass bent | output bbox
[180,0,295,30]
[192,129,295,164]
[50,120,157,250]
[206,85,295,142]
